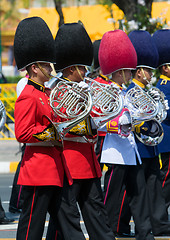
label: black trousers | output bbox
[17,179,84,240]
[46,178,115,240]
[9,143,25,210]
[142,156,170,235]
[9,161,24,210]
[160,152,170,210]
[117,156,170,236]
[103,164,154,240]
[0,198,5,219]
[95,136,105,171]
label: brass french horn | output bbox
[46,75,93,141]
[84,77,124,128]
[125,84,166,146]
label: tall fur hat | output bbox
[54,22,93,71]
[14,17,56,71]
[152,29,170,67]
[98,30,137,75]
[128,30,159,69]
[93,39,101,70]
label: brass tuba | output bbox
[46,75,93,141]
[84,77,124,128]
[0,100,6,131]
[124,84,165,146]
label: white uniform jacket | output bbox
[100,132,141,165]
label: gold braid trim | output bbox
[69,117,95,136]
[33,124,56,141]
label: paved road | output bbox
[1,140,170,239]
[0,140,21,173]
[0,140,21,162]
[0,173,88,240]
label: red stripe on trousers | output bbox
[104,166,114,205]
[162,153,170,187]
[25,187,36,240]
[117,189,126,233]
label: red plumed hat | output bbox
[99,30,137,75]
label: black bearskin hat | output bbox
[54,22,93,71]
[93,39,101,70]
[14,17,56,71]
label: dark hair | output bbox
[131,69,137,78]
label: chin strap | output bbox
[167,64,170,71]
[37,62,51,80]
[140,67,150,84]
[75,66,84,81]
[122,69,128,85]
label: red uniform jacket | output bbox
[62,118,102,179]
[52,77,102,180]
[15,79,72,186]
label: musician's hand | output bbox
[164,99,169,110]
[118,110,132,137]
[110,82,120,90]
[78,81,90,92]
[110,82,122,94]
[148,88,160,101]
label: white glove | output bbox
[118,110,132,137]
[164,99,169,110]
[110,82,122,94]
[148,88,160,101]
[78,81,90,92]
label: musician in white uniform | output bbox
[98,30,155,240]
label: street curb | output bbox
[0,162,108,174]
[0,161,19,173]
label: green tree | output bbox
[98,0,168,34]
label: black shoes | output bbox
[9,206,22,214]
[114,232,135,238]
[155,232,170,237]
[0,216,15,224]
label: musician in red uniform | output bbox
[91,39,113,171]
[14,17,74,240]
[46,22,115,240]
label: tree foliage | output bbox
[120,4,168,34]
[1,0,19,28]
[110,0,153,21]
[98,0,168,34]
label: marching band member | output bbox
[126,30,170,237]
[14,17,73,240]
[46,22,115,240]
[9,74,29,214]
[99,29,155,240]
[153,29,170,210]
[91,39,109,171]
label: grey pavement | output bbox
[0,140,21,173]
[0,140,21,162]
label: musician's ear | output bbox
[70,66,75,73]
[31,64,38,74]
[136,68,142,78]
[163,64,170,73]
[117,70,122,76]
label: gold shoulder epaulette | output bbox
[161,79,167,85]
